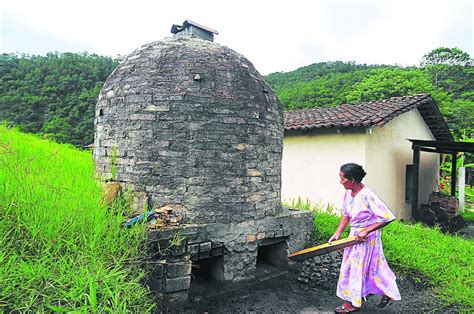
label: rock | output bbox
[130,191,149,214]
[102,182,122,204]
[297,276,309,284]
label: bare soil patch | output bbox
[171,264,458,313]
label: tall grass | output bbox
[291,200,474,310]
[460,208,474,222]
[382,222,473,308]
[0,126,154,312]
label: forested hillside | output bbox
[267,48,473,138]
[0,48,472,145]
[0,53,117,146]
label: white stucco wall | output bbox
[281,129,366,211]
[282,109,439,220]
[365,109,439,220]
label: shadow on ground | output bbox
[173,265,457,313]
[456,220,474,240]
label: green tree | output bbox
[420,47,471,67]
[42,116,72,142]
[345,68,433,103]
[419,48,473,138]
[0,52,117,146]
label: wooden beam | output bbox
[451,153,457,196]
[418,147,456,154]
[420,115,443,119]
[428,125,451,129]
[409,139,474,153]
[412,145,420,219]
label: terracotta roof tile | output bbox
[283,94,453,141]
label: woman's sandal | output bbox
[377,295,392,308]
[335,303,361,313]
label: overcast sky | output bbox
[1,0,472,75]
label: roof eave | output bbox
[416,97,453,142]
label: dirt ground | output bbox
[166,222,474,313]
[457,220,474,240]
[174,265,460,314]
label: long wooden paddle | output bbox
[288,236,361,262]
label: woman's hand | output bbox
[328,233,340,243]
[355,229,369,241]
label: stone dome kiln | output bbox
[94,22,312,306]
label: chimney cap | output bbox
[171,19,219,36]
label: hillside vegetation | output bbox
[0,126,154,312]
[267,58,473,139]
[0,48,472,144]
[0,53,117,146]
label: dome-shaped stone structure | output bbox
[94,36,283,223]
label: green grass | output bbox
[460,208,474,222]
[0,126,155,312]
[290,201,474,310]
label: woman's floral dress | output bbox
[336,186,401,307]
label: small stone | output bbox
[166,262,192,278]
[163,276,191,293]
[211,246,224,256]
[199,242,212,252]
[246,234,256,242]
[144,104,169,112]
[199,250,211,259]
[247,169,262,177]
[130,113,156,120]
[249,193,262,202]
[130,191,149,213]
[171,245,186,256]
[101,182,122,204]
[188,244,199,254]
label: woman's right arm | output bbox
[328,215,350,242]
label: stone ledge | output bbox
[166,262,192,278]
[164,276,191,293]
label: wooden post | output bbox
[451,153,457,196]
[459,167,465,212]
[411,145,420,220]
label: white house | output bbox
[281,94,453,220]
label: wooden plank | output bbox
[419,147,458,154]
[408,139,474,153]
[451,153,457,196]
[412,145,420,219]
[288,236,360,262]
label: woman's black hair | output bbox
[340,163,366,183]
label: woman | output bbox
[329,163,401,313]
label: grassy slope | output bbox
[308,209,474,309]
[0,126,154,312]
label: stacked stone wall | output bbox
[94,37,283,224]
[94,35,314,308]
[144,208,313,306]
